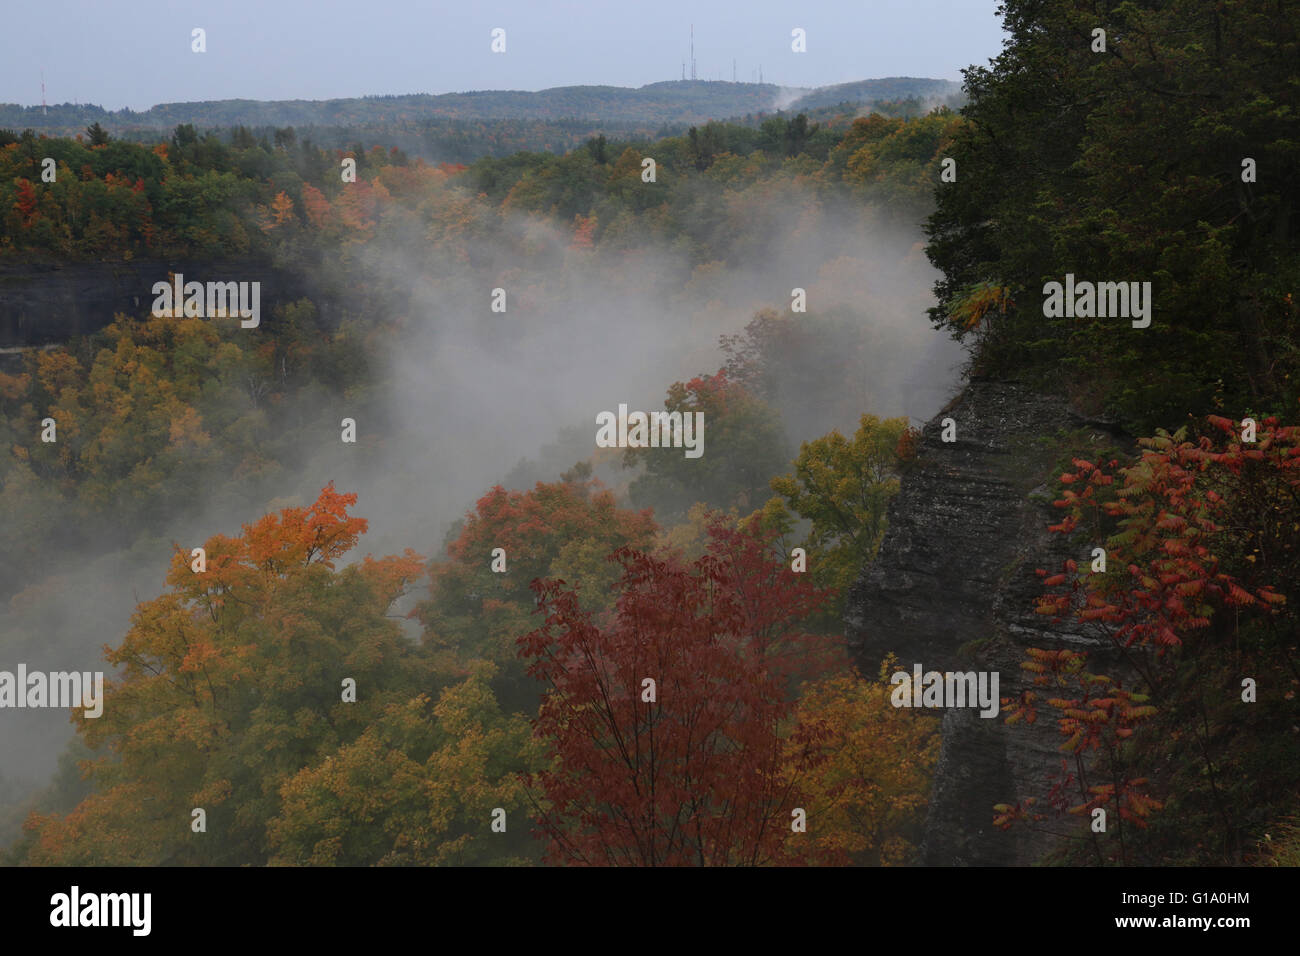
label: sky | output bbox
[0,0,1007,111]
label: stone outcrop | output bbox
[0,258,352,348]
[845,378,1132,864]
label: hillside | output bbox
[0,77,961,138]
[3,0,1297,876]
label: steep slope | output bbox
[845,378,1133,864]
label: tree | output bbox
[719,306,906,434]
[783,113,818,157]
[584,134,608,165]
[569,211,597,250]
[268,189,295,228]
[924,0,1300,430]
[268,661,544,866]
[687,122,729,171]
[1035,416,1295,664]
[86,122,110,146]
[18,486,430,866]
[300,183,335,232]
[756,116,789,156]
[518,519,836,866]
[996,647,1161,865]
[12,179,38,228]
[840,109,961,212]
[418,475,658,710]
[1016,414,1300,863]
[170,123,198,151]
[786,661,940,864]
[623,371,789,524]
[753,413,910,620]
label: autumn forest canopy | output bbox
[1,0,1299,869]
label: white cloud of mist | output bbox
[772,86,814,111]
[0,174,963,832]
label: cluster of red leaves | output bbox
[518,518,839,866]
[569,211,597,249]
[1036,416,1297,651]
[997,648,1161,833]
[12,178,39,227]
[895,424,921,464]
[998,415,1299,847]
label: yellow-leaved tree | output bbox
[782,658,941,865]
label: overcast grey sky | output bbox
[1,1,1007,111]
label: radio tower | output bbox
[41,70,47,115]
[690,25,696,81]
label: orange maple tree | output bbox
[19,485,428,865]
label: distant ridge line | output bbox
[0,77,962,135]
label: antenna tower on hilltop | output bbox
[41,70,47,115]
[690,25,696,81]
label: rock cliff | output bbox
[0,258,353,348]
[845,378,1133,865]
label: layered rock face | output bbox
[0,259,349,348]
[845,378,1131,865]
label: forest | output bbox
[0,90,959,865]
[0,0,1297,868]
[0,76,960,138]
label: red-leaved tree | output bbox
[518,519,839,866]
[998,414,1300,862]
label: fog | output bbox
[0,173,963,839]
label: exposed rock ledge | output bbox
[0,257,356,348]
[845,378,1132,865]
